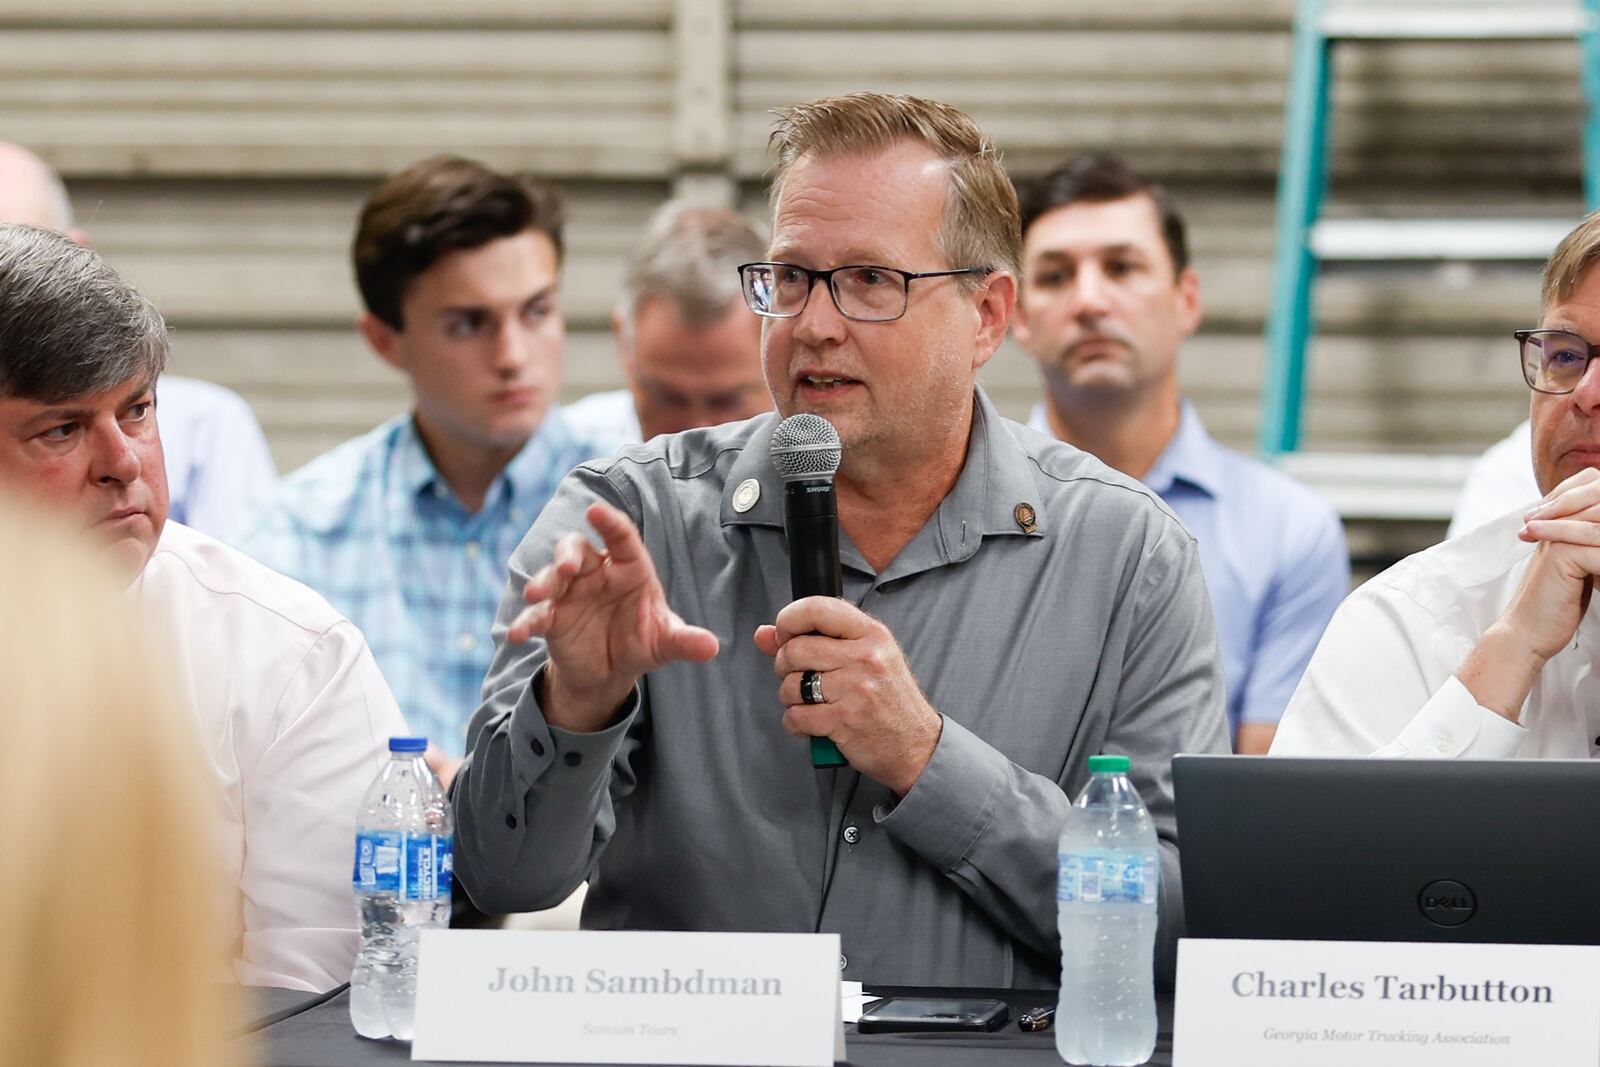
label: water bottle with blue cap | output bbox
[350,736,453,1041]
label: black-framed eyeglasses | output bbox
[738,261,992,323]
[1516,328,1600,394]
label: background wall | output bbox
[1,0,1589,477]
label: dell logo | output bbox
[1418,879,1476,927]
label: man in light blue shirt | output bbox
[157,375,277,538]
[238,157,607,764]
[1013,153,1348,752]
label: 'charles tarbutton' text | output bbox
[1232,971,1552,1004]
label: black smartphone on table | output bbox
[855,997,1009,1034]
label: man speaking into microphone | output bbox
[453,93,1228,988]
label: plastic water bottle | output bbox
[349,737,453,1041]
[1056,754,1159,1066]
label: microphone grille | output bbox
[770,413,842,481]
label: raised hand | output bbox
[1513,467,1600,659]
[1459,468,1600,720]
[509,502,719,732]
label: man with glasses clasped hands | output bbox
[1274,209,1600,759]
[452,93,1227,988]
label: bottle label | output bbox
[354,830,454,900]
[1058,851,1158,904]
[407,833,454,900]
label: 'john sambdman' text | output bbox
[487,966,782,997]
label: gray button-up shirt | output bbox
[454,388,1228,988]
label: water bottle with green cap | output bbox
[1056,754,1158,1065]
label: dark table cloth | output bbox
[248,985,1176,1066]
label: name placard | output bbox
[410,930,842,1065]
[1174,938,1600,1066]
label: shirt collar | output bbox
[501,406,579,512]
[719,388,1043,566]
[1142,399,1224,499]
[1026,400,1051,435]
[1033,397,1224,500]
[394,409,580,516]
[394,416,441,499]
[939,385,1047,548]
[719,411,788,529]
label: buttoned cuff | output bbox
[510,666,642,788]
[872,716,1008,870]
[1380,674,1526,758]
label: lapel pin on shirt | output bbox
[1014,503,1037,534]
[732,478,761,513]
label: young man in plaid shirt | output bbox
[239,157,611,779]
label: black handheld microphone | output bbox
[770,413,848,769]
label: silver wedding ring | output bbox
[801,669,826,705]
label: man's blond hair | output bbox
[767,93,1021,283]
[1543,206,1600,311]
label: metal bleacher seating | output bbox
[1262,0,1600,522]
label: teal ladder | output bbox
[1260,0,1600,460]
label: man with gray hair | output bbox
[0,142,278,540]
[563,201,769,444]
[453,93,1227,988]
[0,224,408,992]
[1275,207,1600,759]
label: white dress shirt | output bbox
[137,521,409,991]
[557,389,642,448]
[157,375,278,541]
[1273,511,1600,759]
[1447,419,1538,539]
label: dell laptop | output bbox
[1174,755,1600,944]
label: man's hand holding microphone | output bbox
[505,413,939,796]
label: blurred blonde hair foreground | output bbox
[0,495,242,1067]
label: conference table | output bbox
[245,985,1177,1066]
